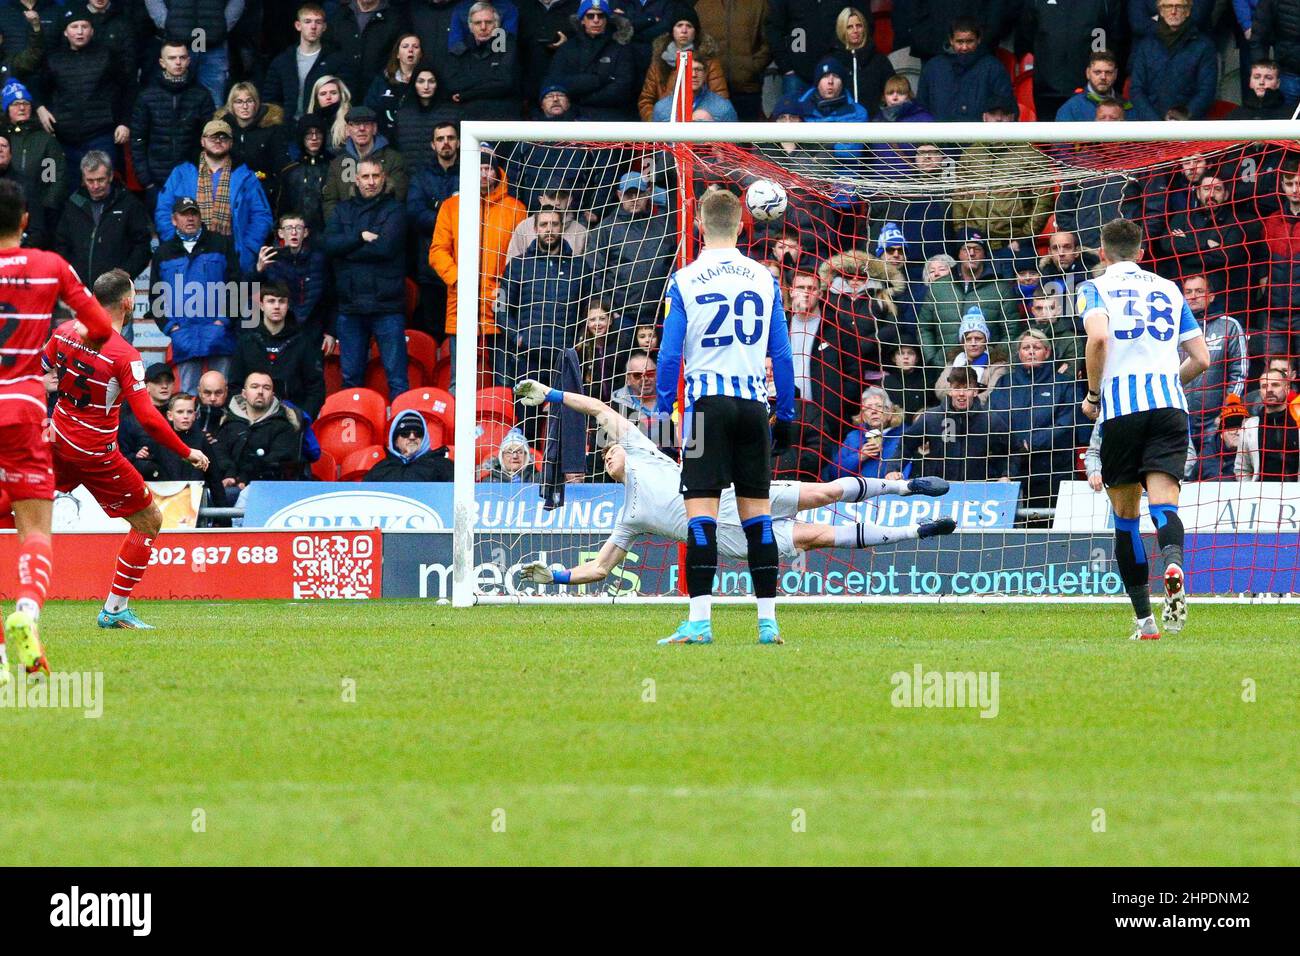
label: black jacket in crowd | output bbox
[135,421,234,503]
[1259,0,1300,76]
[276,150,331,232]
[903,399,1010,482]
[54,182,154,287]
[516,0,581,100]
[158,0,236,49]
[441,33,521,120]
[87,0,139,80]
[326,0,410,95]
[36,36,134,148]
[0,164,45,245]
[214,102,291,195]
[322,191,407,316]
[130,67,213,189]
[543,15,638,121]
[392,96,453,171]
[227,311,326,418]
[217,395,304,483]
[261,44,345,118]
[1014,0,1126,100]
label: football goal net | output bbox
[450,118,1300,606]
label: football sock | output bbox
[105,529,154,612]
[834,522,919,549]
[743,515,779,619]
[685,516,717,623]
[833,476,908,502]
[1113,516,1152,620]
[1150,504,1185,573]
[16,533,52,617]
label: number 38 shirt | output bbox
[656,247,795,420]
[1077,260,1204,424]
[42,321,190,461]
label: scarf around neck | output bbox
[1156,17,1193,50]
[197,158,234,237]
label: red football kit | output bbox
[44,321,192,518]
[0,247,113,502]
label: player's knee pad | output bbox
[742,515,779,598]
[685,516,718,598]
[1112,515,1149,588]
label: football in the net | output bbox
[746,179,788,221]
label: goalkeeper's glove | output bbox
[514,379,549,406]
[521,561,555,584]
[772,418,796,457]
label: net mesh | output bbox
[464,132,1300,600]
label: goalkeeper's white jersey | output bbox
[1077,261,1203,424]
[606,427,798,559]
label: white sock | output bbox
[688,594,711,623]
[833,476,909,502]
[15,598,39,619]
[833,522,920,549]
[104,594,128,613]
[756,597,776,621]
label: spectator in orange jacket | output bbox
[429,147,526,392]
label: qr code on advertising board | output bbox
[291,534,376,599]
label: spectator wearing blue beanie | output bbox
[798,56,869,161]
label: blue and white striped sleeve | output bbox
[1177,299,1203,343]
[656,276,686,415]
[1076,280,1106,320]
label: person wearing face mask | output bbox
[916,17,1012,123]
[987,328,1092,510]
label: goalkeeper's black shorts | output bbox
[1100,408,1190,487]
[680,395,772,500]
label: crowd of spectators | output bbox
[5,0,1298,497]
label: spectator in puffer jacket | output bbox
[543,0,637,121]
[516,0,581,103]
[442,2,521,120]
[499,208,590,439]
[987,328,1091,510]
[1,80,65,229]
[652,56,737,122]
[326,0,410,98]
[55,151,153,325]
[255,211,333,334]
[0,131,43,244]
[366,409,454,481]
[214,83,291,198]
[156,119,275,274]
[1128,0,1217,121]
[584,170,674,333]
[1054,50,1133,122]
[275,113,331,231]
[130,41,213,212]
[393,63,450,169]
[406,118,458,340]
[0,0,60,61]
[364,32,424,135]
[149,195,244,395]
[216,370,305,499]
[638,8,728,122]
[903,366,1009,481]
[82,0,138,80]
[1014,0,1126,124]
[916,16,1012,123]
[322,157,410,398]
[32,9,133,172]
[797,56,869,162]
[1257,0,1300,102]
[145,0,245,106]
[827,6,893,114]
[1227,58,1300,120]
[262,2,345,120]
[227,281,326,418]
[823,386,908,482]
[869,75,934,178]
[321,105,408,222]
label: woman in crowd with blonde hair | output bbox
[214,82,289,191]
[826,6,894,112]
[306,75,353,153]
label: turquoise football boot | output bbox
[658,620,713,645]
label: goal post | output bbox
[452,119,1300,607]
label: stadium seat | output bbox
[476,421,512,465]
[476,386,516,426]
[1075,446,1089,478]
[390,387,455,438]
[311,449,338,481]
[364,352,425,394]
[1015,73,1036,122]
[341,445,385,481]
[872,2,892,55]
[314,388,387,462]
[431,355,451,390]
[323,350,343,396]
[1207,99,1237,120]
[404,329,440,382]
[404,278,419,323]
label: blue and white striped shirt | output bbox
[1077,261,1204,423]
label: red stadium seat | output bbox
[364,353,425,394]
[404,277,419,323]
[1207,99,1237,120]
[314,388,387,462]
[431,355,451,390]
[404,329,439,382]
[475,421,512,465]
[311,449,338,481]
[391,387,455,438]
[341,445,385,481]
[1015,73,1036,122]
[1075,446,1089,478]
[323,349,343,396]
[476,386,516,426]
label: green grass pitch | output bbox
[2,600,1295,866]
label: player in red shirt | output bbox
[0,179,114,683]
[44,269,210,629]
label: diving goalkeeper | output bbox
[515,379,956,613]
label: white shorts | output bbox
[716,481,801,561]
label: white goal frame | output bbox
[451,120,1300,607]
